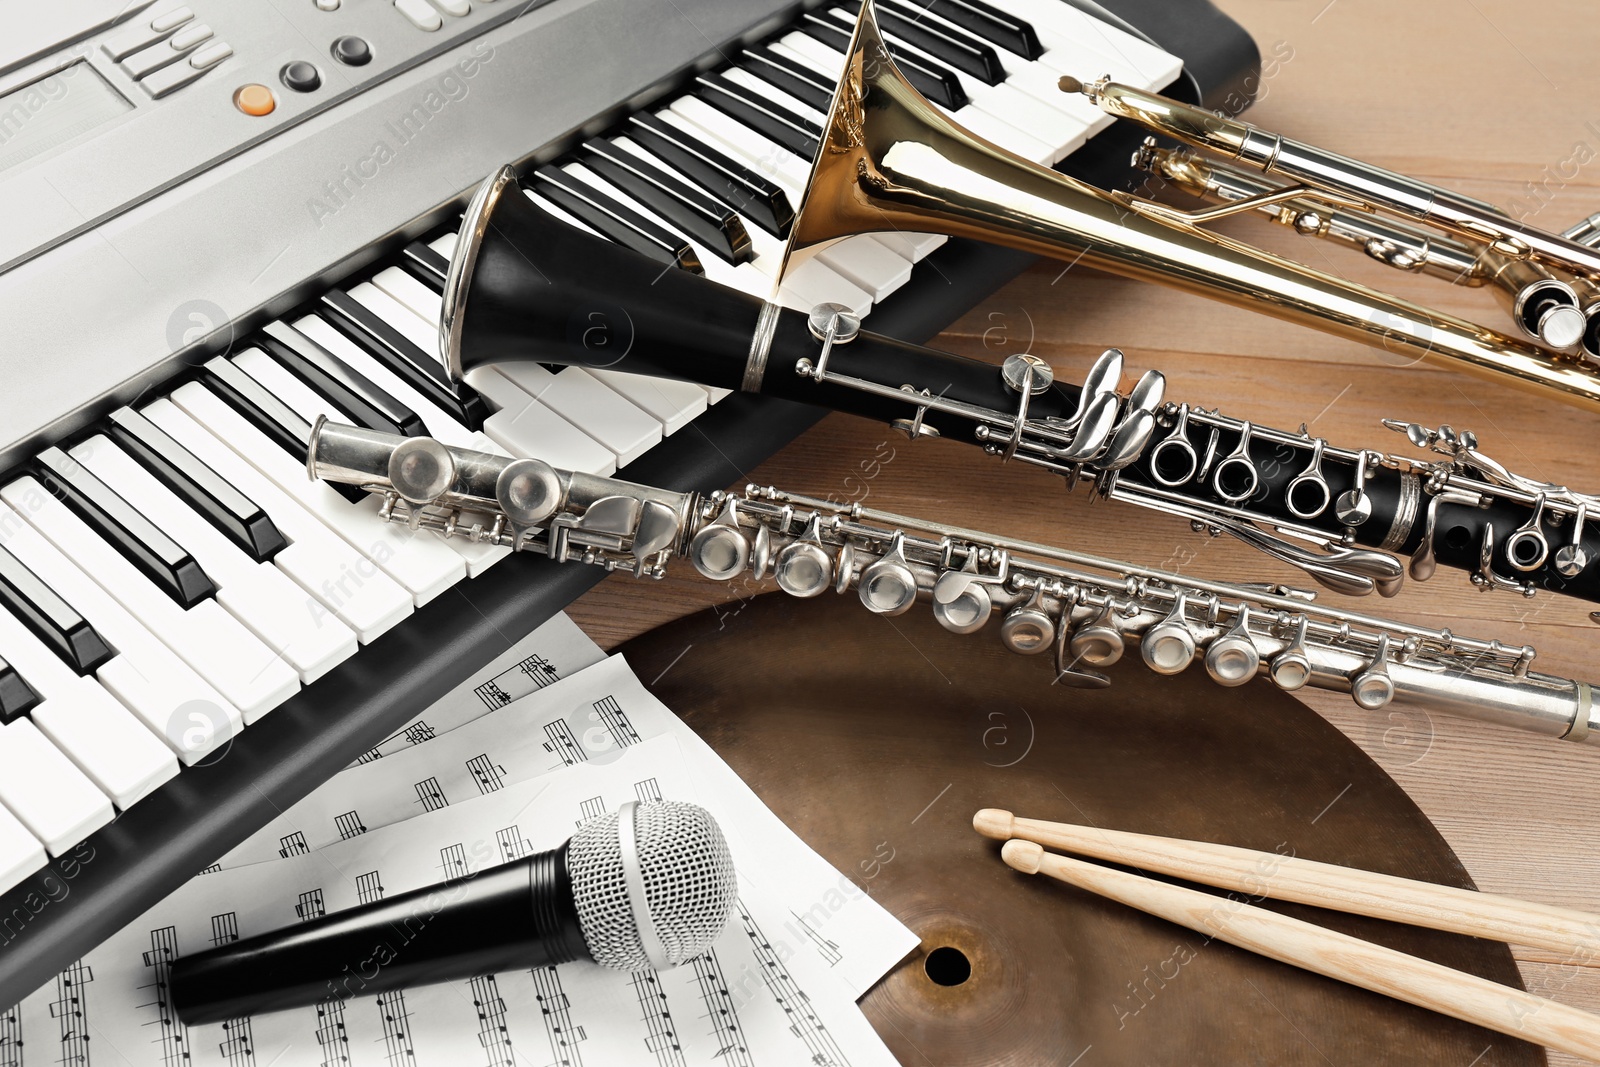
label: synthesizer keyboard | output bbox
[0,0,1257,1010]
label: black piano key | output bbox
[799,12,968,110]
[692,73,820,161]
[875,0,1007,83]
[211,356,369,505]
[581,139,753,264]
[107,406,287,564]
[739,46,834,113]
[0,654,41,724]
[902,0,1042,60]
[0,544,115,675]
[626,113,795,237]
[527,166,704,275]
[314,293,490,432]
[257,324,424,439]
[33,448,217,609]
[397,240,451,291]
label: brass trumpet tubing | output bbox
[788,4,1600,413]
[1142,146,1487,286]
[1080,78,1600,282]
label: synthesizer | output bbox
[0,0,1258,1010]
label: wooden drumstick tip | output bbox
[973,808,1016,840]
[1002,839,1045,874]
[1057,75,1084,95]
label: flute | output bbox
[309,419,1599,746]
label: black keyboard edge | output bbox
[0,0,1259,1007]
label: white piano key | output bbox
[463,366,618,475]
[429,231,459,259]
[346,282,449,371]
[143,397,414,644]
[0,718,112,855]
[1,478,300,724]
[602,137,858,316]
[365,255,698,445]
[998,0,1182,86]
[0,495,246,762]
[69,435,360,682]
[586,369,708,433]
[368,266,448,334]
[293,315,484,448]
[818,8,1055,164]
[230,347,507,578]
[489,361,662,467]
[168,381,467,606]
[1003,60,1109,133]
[0,599,177,803]
[658,105,874,316]
[0,802,44,895]
[31,674,177,808]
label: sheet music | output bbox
[11,737,902,1067]
[218,655,916,997]
[350,611,604,765]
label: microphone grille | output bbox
[568,801,736,970]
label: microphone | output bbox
[169,800,736,1025]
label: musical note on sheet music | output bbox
[3,657,914,1067]
[137,926,190,1066]
[529,965,586,1067]
[1,998,21,1067]
[46,961,92,1067]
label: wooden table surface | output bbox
[568,1,1600,1059]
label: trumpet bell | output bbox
[782,0,1600,414]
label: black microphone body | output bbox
[170,844,584,1026]
[447,173,1600,607]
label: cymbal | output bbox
[618,591,1544,1066]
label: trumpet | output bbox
[308,419,1599,746]
[699,0,1600,413]
[1133,142,1591,353]
[437,174,1600,611]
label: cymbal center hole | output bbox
[924,946,971,986]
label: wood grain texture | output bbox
[566,1,1600,1060]
[1007,841,1600,1062]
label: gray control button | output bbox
[139,57,207,98]
[427,0,470,15]
[331,35,371,65]
[315,0,340,8]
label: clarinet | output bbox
[440,181,1600,615]
[310,419,1597,747]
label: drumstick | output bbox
[975,808,1600,959]
[1001,839,1600,1061]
